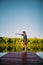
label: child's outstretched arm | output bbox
[15,33,23,36]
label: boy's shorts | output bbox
[24,42,27,45]
[24,40,28,45]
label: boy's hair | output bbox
[22,31,26,34]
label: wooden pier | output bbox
[0,52,43,65]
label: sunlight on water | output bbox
[0,52,8,57]
[36,52,43,59]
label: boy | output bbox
[16,31,27,52]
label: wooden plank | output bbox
[0,52,43,65]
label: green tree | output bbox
[7,38,13,44]
[41,39,43,43]
[0,37,6,43]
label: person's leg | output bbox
[24,45,27,51]
[22,41,27,53]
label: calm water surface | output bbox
[36,52,43,59]
[0,52,8,57]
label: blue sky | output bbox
[0,0,43,38]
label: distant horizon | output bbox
[0,36,43,39]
